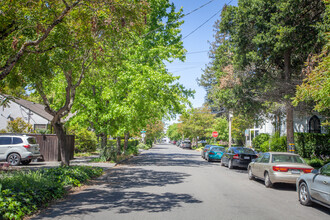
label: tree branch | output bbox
[0,0,82,81]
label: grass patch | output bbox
[0,166,103,220]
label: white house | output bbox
[245,111,324,147]
[0,94,52,131]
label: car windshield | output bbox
[27,137,37,144]
[233,147,255,154]
[272,154,305,164]
[211,147,225,152]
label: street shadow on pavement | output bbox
[252,178,297,192]
[33,190,202,218]
[107,167,190,189]
[123,152,219,167]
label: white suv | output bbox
[0,135,41,166]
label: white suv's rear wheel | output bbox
[7,153,21,166]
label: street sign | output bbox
[212,131,218,138]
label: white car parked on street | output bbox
[0,134,41,166]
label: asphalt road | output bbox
[33,144,329,220]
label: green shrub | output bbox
[259,132,286,152]
[0,166,103,219]
[295,133,330,158]
[74,128,98,153]
[252,133,270,151]
[260,140,270,152]
[137,143,151,150]
[306,158,324,168]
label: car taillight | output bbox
[23,144,30,149]
[273,166,313,173]
[209,152,215,155]
[302,168,313,173]
[233,154,239,159]
[272,166,289,172]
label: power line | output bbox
[141,0,217,39]
[184,0,217,17]
[186,50,209,54]
[183,0,233,40]
[183,9,222,40]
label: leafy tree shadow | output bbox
[33,190,202,218]
[33,167,201,218]
[123,152,219,167]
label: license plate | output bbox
[291,170,300,174]
[244,156,250,159]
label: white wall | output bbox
[0,100,49,130]
[246,112,326,146]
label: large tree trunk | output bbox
[116,136,121,155]
[124,132,129,153]
[52,121,69,166]
[284,50,295,153]
[100,133,107,148]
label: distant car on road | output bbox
[297,163,330,208]
[0,134,41,166]
[181,140,191,149]
[221,147,258,170]
[205,146,226,162]
[248,152,313,188]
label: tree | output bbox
[9,1,149,165]
[6,117,32,133]
[217,0,327,151]
[0,0,148,80]
[146,120,165,144]
[167,123,182,141]
[293,0,330,125]
[179,106,214,142]
[212,116,229,142]
[68,0,192,158]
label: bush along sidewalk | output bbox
[0,166,103,220]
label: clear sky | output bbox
[167,0,237,109]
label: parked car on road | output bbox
[221,147,258,169]
[201,145,212,159]
[248,152,313,188]
[181,140,192,149]
[205,146,226,162]
[297,163,330,208]
[0,134,41,166]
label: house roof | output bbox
[12,97,54,121]
[1,94,75,123]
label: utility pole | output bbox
[228,110,233,148]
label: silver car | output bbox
[0,135,41,166]
[297,163,330,208]
[248,152,313,187]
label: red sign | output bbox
[212,131,218,138]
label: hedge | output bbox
[295,132,330,158]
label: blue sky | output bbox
[167,0,237,109]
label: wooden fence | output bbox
[29,134,74,161]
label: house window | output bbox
[309,115,321,133]
[34,124,47,131]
